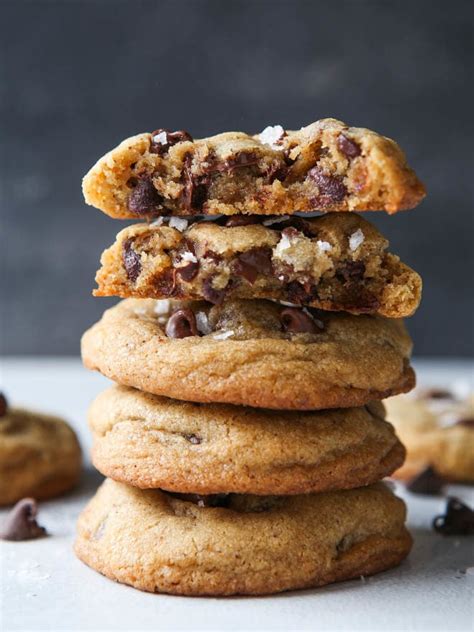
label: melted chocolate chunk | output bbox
[0,498,48,541]
[202,249,223,263]
[265,161,288,183]
[150,129,193,155]
[222,151,259,172]
[456,418,474,428]
[202,277,229,305]
[407,467,446,496]
[167,492,230,508]
[225,215,261,227]
[337,260,366,284]
[122,239,142,282]
[433,498,474,536]
[165,308,198,338]
[337,134,361,158]
[280,307,321,334]
[127,177,163,216]
[183,433,202,444]
[308,166,347,204]
[181,154,209,213]
[176,260,199,282]
[233,247,273,284]
[285,280,318,304]
[0,392,8,417]
[269,216,315,237]
[155,268,178,297]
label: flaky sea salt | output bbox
[317,240,332,253]
[168,217,188,232]
[154,300,171,316]
[180,251,198,264]
[213,330,234,341]
[349,229,365,251]
[274,233,292,255]
[152,131,168,145]
[195,311,212,335]
[259,125,285,150]
[150,217,164,227]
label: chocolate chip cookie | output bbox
[0,394,82,505]
[88,386,404,494]
[81,298,415,410]
[82,118,425,218]
[385,387,474,482]
[95,212,421,318]
[74,479,412,596]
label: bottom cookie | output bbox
[74,479,412,596]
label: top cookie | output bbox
[82,118,426,218]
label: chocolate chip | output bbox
[225,215,262,227]
[456,418,474,428]
[407,467,446,496]
[122,239,142,282]
[421,388,455,400]
[233,247,273,285]
[150,129,193,154]
[337,134,361,158]
[264,161,288,183]
[181,154,209,213]
[165,308,198,338]
[337,260,366,284]
[202,249,223,263]
[308,166,347,204]
[176,260,199,282]
[285,280,317,304]
[221,151,259,172]
[0,392,8,417]
[155,268,178,297]
[183,433,202,444]
[127,177,163,216]
[0,498,48,541]
[202,277,229,305]
[433,497,474,536]
[280,307,320,334]
[268,217,315,237]
[167,492,230,508]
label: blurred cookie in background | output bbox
[0,392,82,505]
[384,384,474,487]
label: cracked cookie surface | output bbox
[83,118,425,218]
[74,479,412,596]
[95,213,421,318]
[89,386,405,494]
[81,298,415,410]
[0,402,82,505]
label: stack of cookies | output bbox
[76,118,425,596]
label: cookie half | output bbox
[82,118,425,218]
[81,298,415,410]
[75,479,412,596]
[89,386,405,494]
[95,213,421,318]
[385,389,474,482]
[0,404,82,505]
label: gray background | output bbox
[1,0,473,356]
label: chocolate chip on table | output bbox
[433,497,474,536]
[0,498,48,541]
[0,392,8,417]
[337,134,361,158]
[202,277,230,305]
[308,166,347,204]
[127,177,163,216]
[165,308,199,339]
[280,307,321,334]
[183,433,202,445]
[406,467,446,496]
[149,129,193,155]
[233,247,273,285]
[122,239,142,282]
[456,418,474,428]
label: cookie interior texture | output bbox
[82,118,425,218]
[81,298,415,410]
[95,212,421,318]
[385,392,474,481]
[88,386,405,494]
[74,479,412,596]
[0,408,82,505]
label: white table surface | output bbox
[1,357,473,632]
